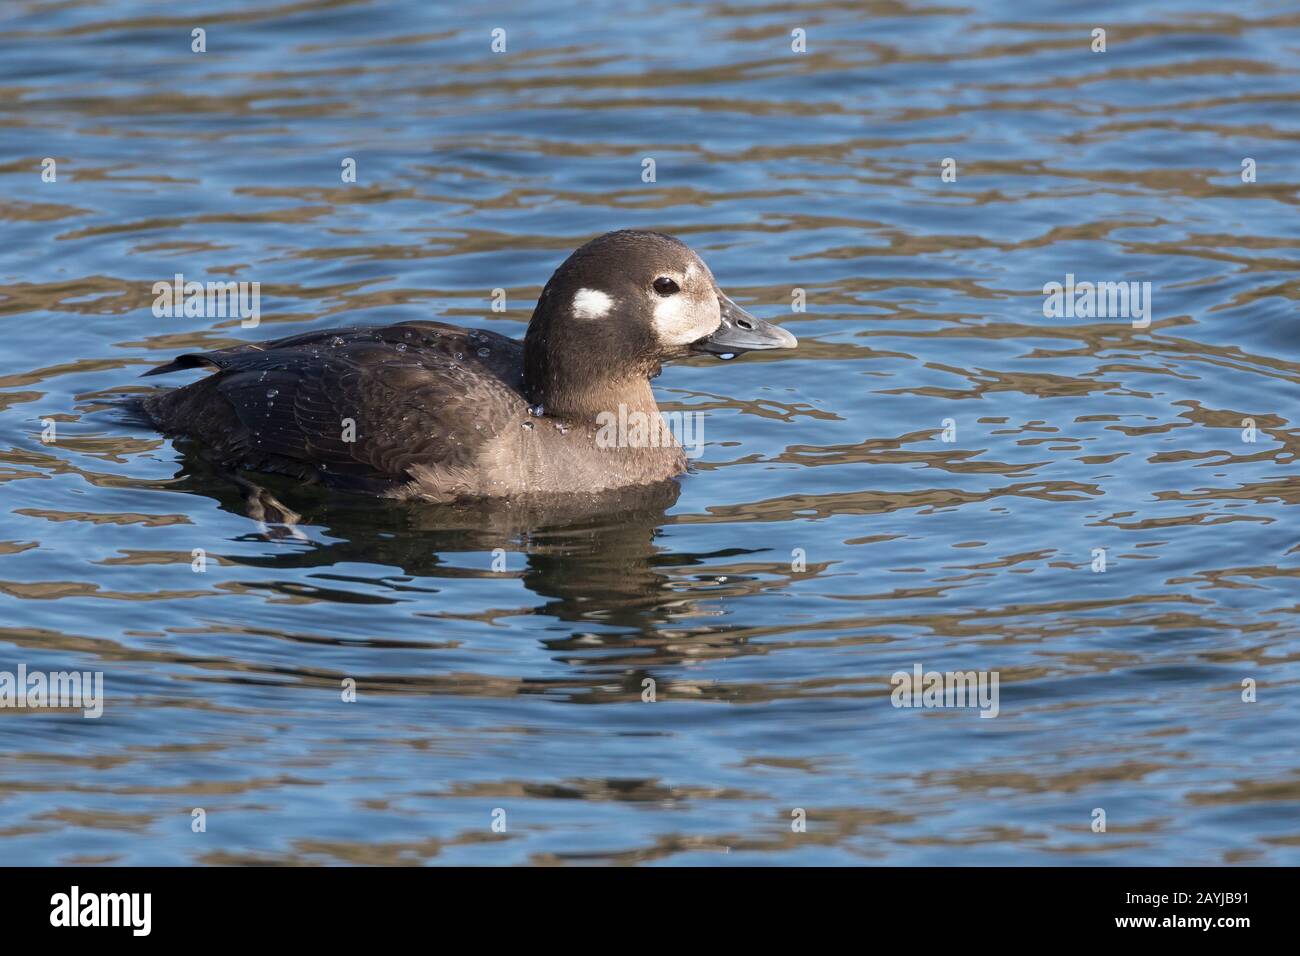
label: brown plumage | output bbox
[139,231,797,503]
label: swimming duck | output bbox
[140,230,797,502]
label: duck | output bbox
[139,230,797,503]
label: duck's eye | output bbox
[653,277,680,296]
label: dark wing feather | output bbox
[142,322,527,493]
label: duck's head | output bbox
[523,230,797,415]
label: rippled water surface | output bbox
[1,0,1298,865]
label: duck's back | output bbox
[141,321,529,498]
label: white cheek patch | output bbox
[653,294,720,345]
[572,288,613,319]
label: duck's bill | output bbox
[691,293,798,355]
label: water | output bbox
[1,0,1298,865]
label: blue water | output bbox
[1,0,1298,864]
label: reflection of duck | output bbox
[177,455,694,632]
[139,231,796,503]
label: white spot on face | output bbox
[572,288,613,319]
[652,280,721,345]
